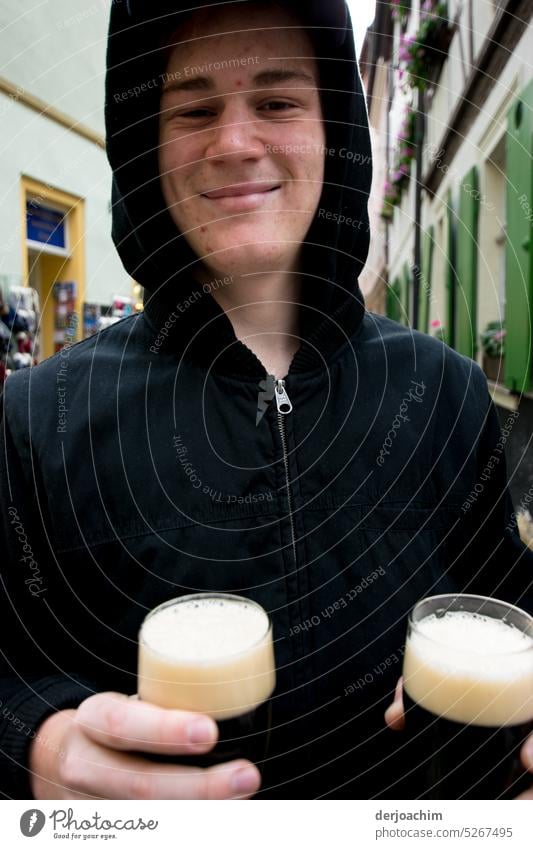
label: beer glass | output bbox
[403,593,533,799]
[138,593,276,770]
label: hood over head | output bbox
[104,0,373,376]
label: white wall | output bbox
[0,0,109,136]
[0,0,133,304]
[0,92,132,303]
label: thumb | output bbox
[384,676,405,731]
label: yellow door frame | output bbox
[20,175,85,360]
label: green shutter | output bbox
[505,80,533,392]
[418,226,435,334]
[387,278,402,322]
[446,189,456,348]
[401,263,411,325]
[455,166,480,358]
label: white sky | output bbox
[347,0,377,56]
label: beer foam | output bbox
[140,596,269,663]
[138,596,276,717]
[404,610,533,725]
[416,611,533,660]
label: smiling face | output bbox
[158,3,326,281]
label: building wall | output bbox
[380,0,533,510]
[0,0,132,322]
[386,1,531,348]
[0,95,130,305]
[360,58,389,313]
[0,0,107,136]
[421,17,531,365]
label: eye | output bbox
[260,101,297,112]
[177,109,214,118]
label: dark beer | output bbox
[138,593,276,769]
[403,595,533,799]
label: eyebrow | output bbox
[161,68,317,95]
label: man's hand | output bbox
[29,691,261,800]
[512,740,533,800]
[384,676,405,731]
[384,676,533,799]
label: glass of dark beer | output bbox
[137,593,276,771]
[403,593,533,799]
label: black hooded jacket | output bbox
[1,0,533,800]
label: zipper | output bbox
[273,377,297,565]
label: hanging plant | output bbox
[480,320,506,381]
[398,0,453,91]
[431,319,446,342]
[381,105,417,220]
[480,320,506,359]
[391,0,411,29]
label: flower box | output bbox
[483,353,505,383]
[398,1,454,91]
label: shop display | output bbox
[53,281,77,353]
[83,303,101,338]
[0,283,40,382]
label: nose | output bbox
[203,97,265,163]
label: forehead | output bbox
[162,4,318,77]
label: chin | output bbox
[198,238,291,278]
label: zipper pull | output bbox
[275,378,293,414]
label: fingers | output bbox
[76,692,219,756]
[519,733,533,771]
[123,758,262,800]
[60,735,261,800]
[53,695,262,800]
[513,788,533,800]
[384,676,405,731]
[513,726,533,797]
[394,675,404,705]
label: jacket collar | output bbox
[142,276,365,379]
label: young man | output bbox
[1,0,532,801]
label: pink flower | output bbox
[431,319,441,328]
[400,34,415,49]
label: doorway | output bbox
[21,176,85,362]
